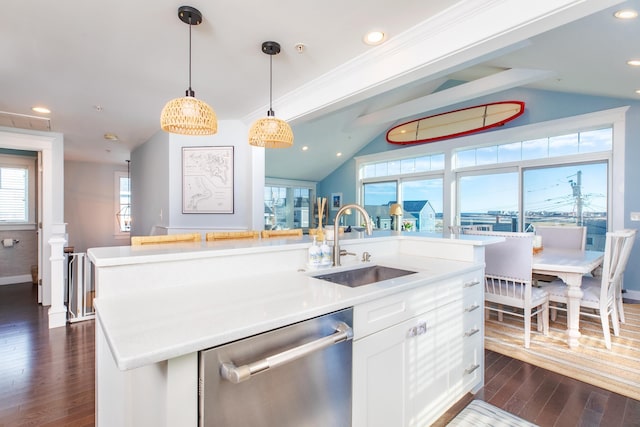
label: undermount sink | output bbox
[313,265,417,287]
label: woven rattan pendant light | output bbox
[248,41,294,148]
[160,6,217,135]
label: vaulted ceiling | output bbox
[2,0,637,181]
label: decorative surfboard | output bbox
[386,101,525,145]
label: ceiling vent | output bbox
[0,111,51,132]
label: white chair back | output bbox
[599,229,636,304]
[535,225,586,251]
[482,232,533,283]
[467,231,546,348]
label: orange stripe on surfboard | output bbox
[386,101,525,145]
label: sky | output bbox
[365,162,607,215]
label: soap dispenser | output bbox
[320,238,332,266]
[308,236,321,267]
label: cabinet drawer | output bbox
[354,268,483,340]
[353,283,436,340]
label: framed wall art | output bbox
[331,192,342,210]
[182,146,234,214]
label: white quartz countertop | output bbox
[87,230,496,267]
[95,253,481,371]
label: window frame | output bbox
[0,154,36,230]
[114,171,130,238]
[355,106,627,233]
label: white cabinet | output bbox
[352,269,483,427]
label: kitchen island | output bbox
[89,232,495,426]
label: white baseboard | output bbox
[623,289,640,301]
[0,274,32,286]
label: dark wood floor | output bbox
[0,283,94,427]
[1,283,639,427]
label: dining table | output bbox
[532,247,605,349]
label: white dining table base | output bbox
[532,248,604,349]
[549,270,584,348]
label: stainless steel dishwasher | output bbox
[198,308,353,427]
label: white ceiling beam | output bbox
[350,68,556,129]
[244,0,620,127]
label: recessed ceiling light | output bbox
[627,59,640,66]
[104,133,119,141]
[364,31,385,46]
[336,152,342,157]
[302,146,309,151]
[636,89,640,95]
[31,106,50,114]
[614,9,638,19]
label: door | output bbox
[352,309,447,427]
[37,151,43,303]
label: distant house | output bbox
[360,200,436,231]
[399,200,437,231]
[364,200,437,231]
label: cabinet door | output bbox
[352,310,445,427]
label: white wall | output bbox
[65,160,129,252]
[132,120,265,236]
[130,131,170,237]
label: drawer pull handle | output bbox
[464,304,480,313]
[465,364,480,375]
[407,321,427,338]
[464,327,480,337]
[220,322,353,384]
[464,280,481,288]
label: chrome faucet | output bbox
[333,204,373,266]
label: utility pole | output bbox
[570,171,583,225]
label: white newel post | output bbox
[48,223,67,328]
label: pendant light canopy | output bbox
[248,41,294,148]
[160,6,217,135]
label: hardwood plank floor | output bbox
[1,283,638,426]
[0,283,94,427]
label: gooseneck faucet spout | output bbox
[333,204,373,266]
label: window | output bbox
[458,170,519,230]
[523,162,607,249]
[455,128,612,168]
[401,178,443,232]
[356,107,624,247]
[363,181,397,230]
[0,167,28,222]
[264,179,315,230]
[115,171,130,234]
[0,155,36,227]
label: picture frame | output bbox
[331,192,342,210]
[182,146,234,214]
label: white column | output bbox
[48,223,67,328]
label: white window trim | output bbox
[114,171,130,238]
[0,154,36,230]
[355,106,628,232]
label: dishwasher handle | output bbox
[220,321,353,384]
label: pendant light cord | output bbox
[187,15,194,96]
[268,53,274,116]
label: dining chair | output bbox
[448,224,493,234]
[614,229,637,324]
[205,231,259,241]
[131,232,202,245]
[540,229,636,350]
[532,225,587,284]
[535,225,586,251]
[260,229,303,239]
[470,230,549,348]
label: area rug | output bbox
[485,303,640,401]
[446,399,539,426]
